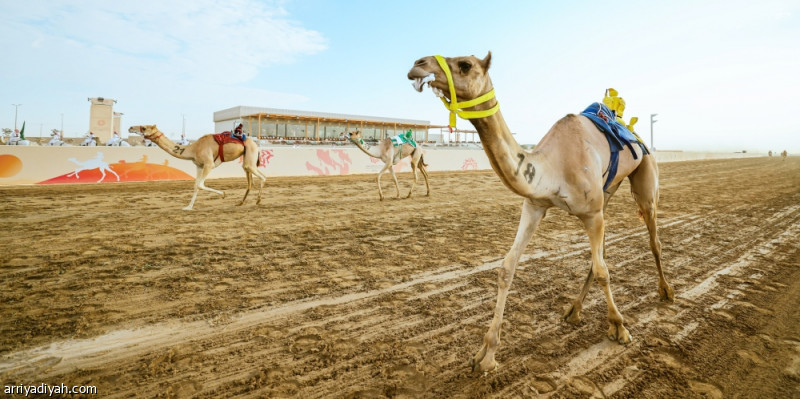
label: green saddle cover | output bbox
[391,131,417,148]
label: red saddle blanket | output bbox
[213,133,245,162]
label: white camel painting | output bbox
[66,152,120,183]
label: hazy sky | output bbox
[1,0,798,153]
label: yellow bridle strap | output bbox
[434,55,500,128]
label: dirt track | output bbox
[1,156,799,398]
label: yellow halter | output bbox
[434,55,500,128]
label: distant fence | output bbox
[0,146,764,186]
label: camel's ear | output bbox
[481,51,492,72]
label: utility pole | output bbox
[12,104,21,131]
[61,113,64,137]
[650,113,658,152]
[182,114,186,136]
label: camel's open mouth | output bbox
[411,73,435,93]
[412,74,445,99]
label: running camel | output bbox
[129,124,267,210]
[347,130,430,200]
[408,52,674,373]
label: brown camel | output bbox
[128,125,266,210]
[782,150,788,161]
[408,52,674,373]
[347,130,430,200]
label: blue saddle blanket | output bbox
[581,102,648,191]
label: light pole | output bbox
[182,114,186,136]
[650,113,658,152]
[61,113,64,137]
[12,104,21,131]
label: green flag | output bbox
[19,121,25,140]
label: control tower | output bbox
[87,97,118,143]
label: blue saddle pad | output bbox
[581,102,648,191]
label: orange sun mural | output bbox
[0,154,23,177]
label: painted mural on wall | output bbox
[461,158,479,171]
[38,152,193,184]
[305,149,353,176]
[0,154,23,178]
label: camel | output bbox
[782,150,788,161]
[408,52,674,373]
[128,125,267,210]
[347,130,430,200]
[67,152,120,182]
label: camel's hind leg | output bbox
[252,168,267,205]
[471,199,546,372]
[238,170,253,206]
[406,150,422,198]
[563,182,622,324]
[240,148,267,205]
[239,165,267,205]
[419,155,430,196]
[185,164,223,211]
[629,155,674,301]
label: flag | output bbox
[19,121,25,140]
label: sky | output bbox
[1,0,798,153]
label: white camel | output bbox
[67,152,120,183]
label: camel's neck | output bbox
[350,139,383,159]
[469,107,541,197]
[151,131,193,160]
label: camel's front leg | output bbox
[582,213,631,344]
[389,167,400,199]
[376,164,390,201]
[184,164,222,210]
[472,200,546,373]
[564,183,621,324]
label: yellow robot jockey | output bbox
[602,88,645,145]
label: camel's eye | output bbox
[458,61,472,73]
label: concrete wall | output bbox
[0,145,764,186]
[0,146,491,186]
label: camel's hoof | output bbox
[235,202,244,207]
[256,199,262,205]
[182,207,194,211]
[563,305,582,324]
[221,192,226,199]
[470,357,499,374]
[608,324,632,344]
[659,284,675,302]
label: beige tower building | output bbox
[87,97,117,143]
[113,112,124,137]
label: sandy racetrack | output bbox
[1,157,799,398]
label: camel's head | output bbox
[407,52,493,102]
[128,125,159,139]
[347,130,364,145]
